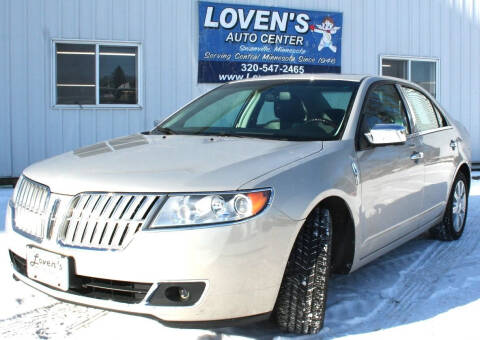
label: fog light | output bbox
[165,286,191,303]
[148,282,206,306]
[179,287,190,301]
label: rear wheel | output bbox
[274,205,332,334]
[430,172,468,241]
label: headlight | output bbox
[149,189,272,228]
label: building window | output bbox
[380,56,439,98]
[54,41,140,107]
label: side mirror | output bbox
[364,124,407,146]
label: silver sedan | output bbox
[6,74,471,334]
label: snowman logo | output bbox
[310,17,341,53]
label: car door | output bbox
[400,86,457,224]
[356,83,425,258]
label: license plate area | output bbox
[26,245,69,291]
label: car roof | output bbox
[228,73,443,113]
[231,73,418,84]
[232,73,369,83]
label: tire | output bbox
[274,205,332,334]
[430,172,468,241]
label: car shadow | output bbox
[203,193,480,339]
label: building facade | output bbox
[1,0,479,177]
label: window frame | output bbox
[379,55,440,100]
[399,84,452,136]
[355,80,414,151]
[51,39,143,109]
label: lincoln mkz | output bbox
[6,74,471,334]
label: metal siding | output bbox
[95,0,113,143]
[10,0,30,176]
[374,0,388,73]
[27,0,46,165]
[340,0,353,73]
[144,0,159,131]
[364,0,376,74]
[44,0,63,159]
[159,0,178,116]
[1,0,480,178]
[472,0,480,159]
[0,0,12,176]
[127,0,145,134]
[441,0,450,109]
[111,0,130,138]
[79,0,97,147]
[461,0,470,141]
[61,0,81,153]
[452,0,462,128]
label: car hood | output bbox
[23,134,323,195]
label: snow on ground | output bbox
[1,176,480,339]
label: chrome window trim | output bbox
[413,126,454,137]
[394,83,416,135]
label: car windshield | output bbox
[155,80,359,141]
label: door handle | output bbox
[450,140,457,150]
[410,151,424,160]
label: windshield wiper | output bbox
[233,132,321,141]
[207,132,248,138]
[200,131,291,141]
[151,127,177,135]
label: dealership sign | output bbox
[198,1,342,83]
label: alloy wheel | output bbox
[452,180,467,232]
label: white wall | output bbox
[1,0,479,177]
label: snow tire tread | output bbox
[275,206,332,334]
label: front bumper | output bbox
[6,198,302,322]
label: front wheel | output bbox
[274,205,332,334]
[430,172,468,241]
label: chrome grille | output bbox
[12,176,51,239]
[59,193,163,250]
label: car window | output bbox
[434,105,448,127]
[360,84,410,138]
[401,87,440,132]
[183,90,251,128]
[322,91,352,111]
[256,101,276,125]
[160,80,359,141]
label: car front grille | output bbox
[58,193,163,250]
[70,276,152,303]
[12,176,50,239]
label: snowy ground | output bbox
[1,175,480,339]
